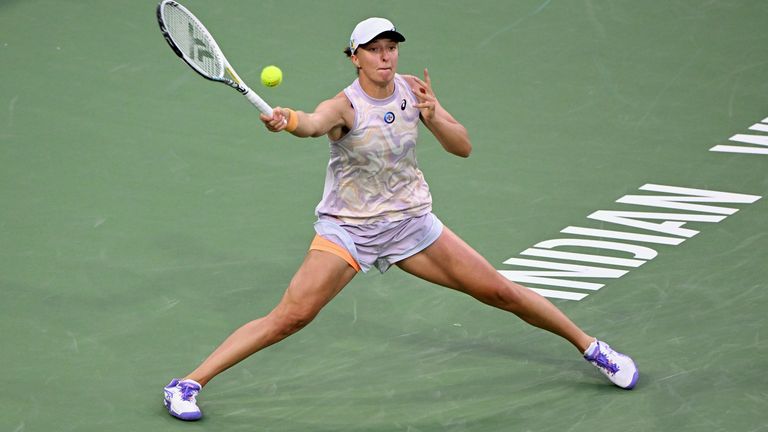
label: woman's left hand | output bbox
[404,69,438,122]
[403,68,472,158]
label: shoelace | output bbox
[586,346,620,375]
[178,383,200,402]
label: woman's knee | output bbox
[475,280,527,311]
[268,304,318,337]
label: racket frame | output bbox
[156,0,273,116]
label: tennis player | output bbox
[163,17,639,421]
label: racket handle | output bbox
[242,85,274,117]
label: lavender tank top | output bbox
[314,74,432,224]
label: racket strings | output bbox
[161,4,224,78]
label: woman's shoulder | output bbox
[328,90,354,113]
[317,91,352,110]
[397,73,418,87]
[395,74,418,98]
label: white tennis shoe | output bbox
[164,378,203,421]
[584,339,639,389]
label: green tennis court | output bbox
[2,1,766,430]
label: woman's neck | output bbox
[358,76,395,100]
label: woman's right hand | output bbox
[260,107,289,133]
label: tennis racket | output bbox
[157,0,274,117]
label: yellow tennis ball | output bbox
[261,65,282,87]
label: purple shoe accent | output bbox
[178,380,201,400]
[626,368,640,390]
[584,344,620,375]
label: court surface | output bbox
[1,1,767,431]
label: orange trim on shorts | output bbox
[309,234,361,272]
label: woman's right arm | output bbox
[260,92,349,138]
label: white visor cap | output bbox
[349,17,405,53]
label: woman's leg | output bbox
[185,249,358,386]
[396,227,593,352]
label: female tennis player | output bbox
[163,17,639,421]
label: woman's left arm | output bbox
[404,69,472,158]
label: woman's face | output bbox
[352,38,399,85]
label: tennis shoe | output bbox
[584,340,639,389]
[164,378,203,421]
